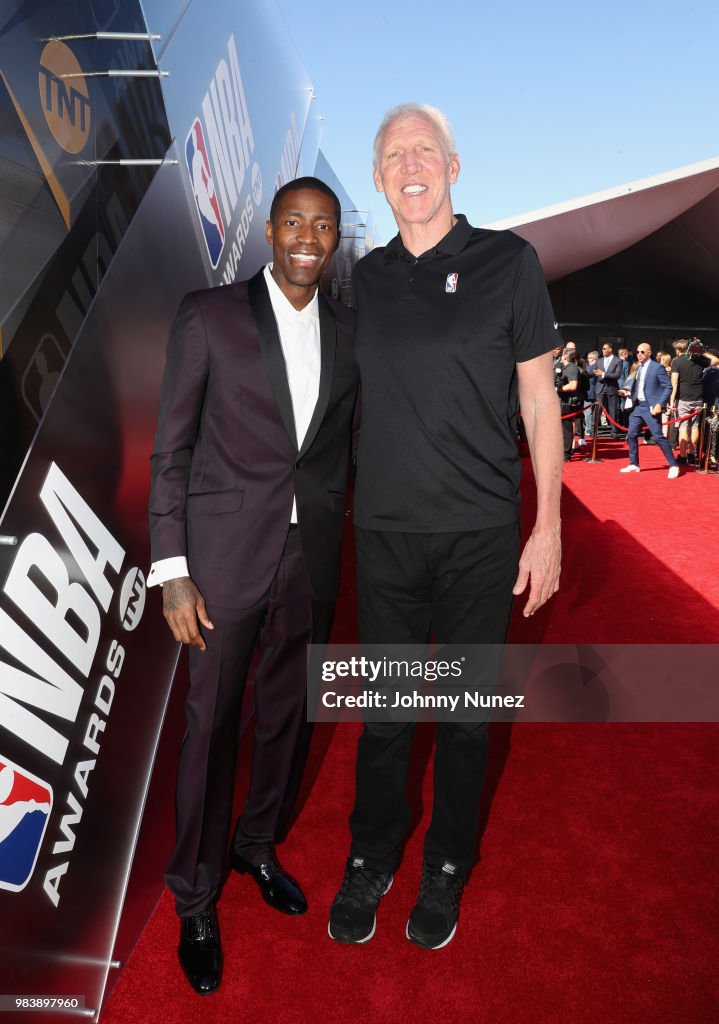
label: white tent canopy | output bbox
[485,158,719,340]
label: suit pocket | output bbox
[186,489,244,516]
[329,490,346,513]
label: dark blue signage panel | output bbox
[0,0,367,1018]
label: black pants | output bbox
[349,522,519,880]
[561,402,576,457]
[599,393,620,436]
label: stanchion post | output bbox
[696,403,708,470]
[585,399,602,462]
[697,405,713,474]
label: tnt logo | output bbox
[119,567,146,632]
[0,757,53,892]
[251,162,263,207]
[186,119,225,268]
[38,41,91,154]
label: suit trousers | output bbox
[599,392,620,435]
[627,401,677,468]
[349,522,519,880]
[165,527,334,917]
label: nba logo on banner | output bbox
[186,118,225,268]
[445,273,459,293]
[0,756,53,892]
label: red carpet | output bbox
[102,440,719,1024]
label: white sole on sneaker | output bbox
[406,918,458,950]
[327,919,376,944]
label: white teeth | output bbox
[402,184,426,194]
[290,253,318,262]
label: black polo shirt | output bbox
[353,215,560,532]
[671,354,704,401]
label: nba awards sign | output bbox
[0,0,356,1016]
[0,463,145,906]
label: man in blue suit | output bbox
[619,342,679,478]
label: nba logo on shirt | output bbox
[186,118,225,269]
[0,756,53,892]
[445,273,459,293]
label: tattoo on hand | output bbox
[163,577,196,611]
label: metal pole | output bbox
[695,403,708,469]
[585,399,602,462]
[697,404,712,474]
[46,33,161,41]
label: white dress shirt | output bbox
[636,362,647,402]
[147,264,321,587]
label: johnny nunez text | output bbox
[320,691,525,711]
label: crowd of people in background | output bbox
[552,337,719,475]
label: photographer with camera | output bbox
[556,346,581,462]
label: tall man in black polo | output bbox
[557,347,581,461]
[328,103,562,951]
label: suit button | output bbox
[296,460,303,469]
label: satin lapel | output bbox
[298,294,336,458]
[248,271,298,450]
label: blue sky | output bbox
[279,0,719,243]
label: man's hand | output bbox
[651,403,662,416]
[162,576,214,651]
[512,525,562,617]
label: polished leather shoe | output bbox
[231,852,307,915]
[178,906,222,994]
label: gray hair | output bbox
[373,103,457,169]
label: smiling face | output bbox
[265,188,339,309]
[373,113,459,243]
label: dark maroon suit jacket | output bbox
[149,269,358,610]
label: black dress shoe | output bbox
[178,906,222,994]
[231,852,307,915]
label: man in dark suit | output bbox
[148,177,358,994]
[618,342,678,478]
[593,341,624,437]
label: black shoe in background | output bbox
[231,851,307,915]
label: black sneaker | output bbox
[406,862,464,950]
[328,856,393,944]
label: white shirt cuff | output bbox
[147,556,190,587]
